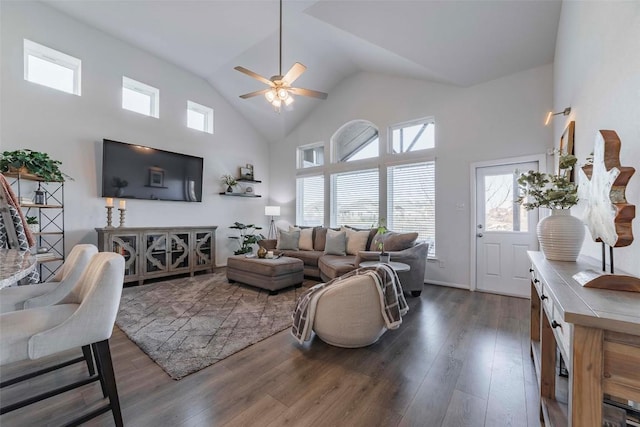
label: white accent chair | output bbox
[0,244,98,314]
[0,252,125,426]
[313,274,388,348]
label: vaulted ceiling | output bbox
[44,0,562,143]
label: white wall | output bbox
[0,1,271,265]
[554,1,640,277]
[269,66,553,288]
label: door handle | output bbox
[477,233,483,238]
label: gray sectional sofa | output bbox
[259,226,429,296]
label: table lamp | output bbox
[265,206,281,240]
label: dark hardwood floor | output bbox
[0,283,540,427]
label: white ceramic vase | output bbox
[536,209,585,261]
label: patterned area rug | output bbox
[115,271,312,380]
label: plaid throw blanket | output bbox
[291,264,409,344]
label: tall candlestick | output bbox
[119,200,126,209]
[118,208,126,228]
[106,197,114,207]
[105,206,114,228]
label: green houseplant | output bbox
[26,215,39,233]
[374,218,390,262]
[221,174,238,193]
[0,149,72,182]
[229,222,265,255]
[516,153,584,261]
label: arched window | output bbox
[331,120,379,163]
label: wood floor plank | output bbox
[441,389,488,427]
[0,284,541,427]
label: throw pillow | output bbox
[277,229,300,250]
[314,227,328,251]
[383,232,419,252]
[341,227,369,255]
[324,229,347,256]
[290,226,314,251]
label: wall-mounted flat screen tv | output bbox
[101,139,203,202]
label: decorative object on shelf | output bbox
[574,129,639,291]
[112,177,128,197]
[148,168,164,188]
[228,222,265,255]
[221,174,237,193]
[559,121,576,181]
[118,200,126,228]
[245,186,253,194]
[257,246,267,259]
[517,152,584,261]
[544,106,571,126]
[264,206,281,240]
[0,149,72,182]
[34,186,46,205]
[240,166,253,180]
[26,216,39,233]
[105,197,114,228]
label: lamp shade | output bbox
[265,206,280,216]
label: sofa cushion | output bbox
[277,229,300,250]
[281,250,323,267]
[324,229,347,256]
[341,227,370,255]
[318,255,357,279]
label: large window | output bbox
[296,175,324,226]
[331,169,379,228]
[388,162,436,257]
[391,118,435,153]
[296,117,437,257]
[187,101,214,134]
[122,76,159,118]
[24,39,81,95]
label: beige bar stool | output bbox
[0,252,125,426]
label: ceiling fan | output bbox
[234,0,328,111]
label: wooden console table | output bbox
[528,251,640,426]
[96,226,216,285]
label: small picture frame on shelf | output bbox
[149,168,164,188]
[240,167,253,180]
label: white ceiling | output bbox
[44,0,562,143]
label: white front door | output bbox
[475,162,539,298]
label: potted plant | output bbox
[516,153,584,261]
[26,216,39,233]
[0,149,72,182]
[221,175,238,193]
[229,222,265,255]
[374,218,390,263]
[111,177,128,197]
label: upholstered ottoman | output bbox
[226,255,304,295]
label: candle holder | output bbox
[105,206,114,228]
[118,208,126,228]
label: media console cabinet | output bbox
[96,226,216,285]
[528,251,640,426]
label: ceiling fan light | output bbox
[284,96,294,106]
[277,88,289,100]
[265,89,276,103]
[271,98,282,108]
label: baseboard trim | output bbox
[424,280,470,290]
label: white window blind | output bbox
[296,175,324,226]
[387,161,436,257]
[331,169,379,228]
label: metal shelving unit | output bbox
[6,172,65,282]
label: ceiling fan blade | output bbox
[289,87,328,100]
[282,62,307,85]
[234,66,274,87]
[239,88,272,99]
